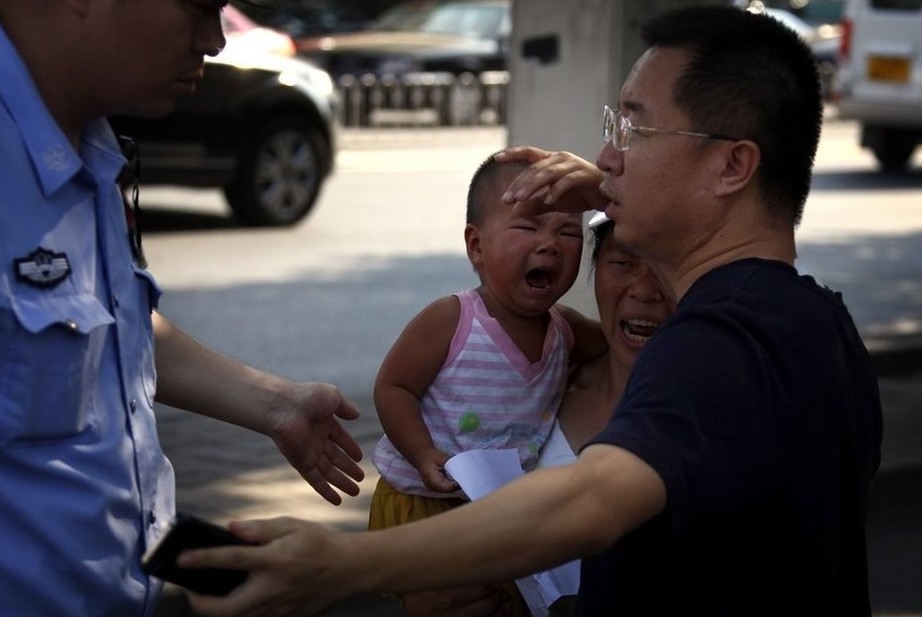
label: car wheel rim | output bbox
[254,129,318,220]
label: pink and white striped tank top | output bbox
[373,288,574,498]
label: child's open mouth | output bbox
[526,267,553,290]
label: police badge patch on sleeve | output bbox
[14,247,72,288]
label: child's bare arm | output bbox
[374,296,461,493]
[556,304,607,365]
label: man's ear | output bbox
[464,223,483,267]
[714,140,761,198]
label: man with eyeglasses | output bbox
[0,1,365,615]
[180,6,882,617]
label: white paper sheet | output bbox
[444,449,581,617]
[444,448,523,500]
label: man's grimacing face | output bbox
[593,229,672,371]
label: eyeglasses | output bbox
[602,105,738,151]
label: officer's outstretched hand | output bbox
[269,382,364,505]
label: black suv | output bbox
[109,9,338,227]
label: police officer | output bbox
[0,1,364,615]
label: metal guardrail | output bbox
[335,71,510,128]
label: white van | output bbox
[834,0,922,170]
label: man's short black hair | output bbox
[643,6,823,227]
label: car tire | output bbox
[869,129,917,171]
[226,115,327,226]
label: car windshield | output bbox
[375,3,507,38]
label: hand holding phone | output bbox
[142,513,251,596]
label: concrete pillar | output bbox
[506,0,722,316]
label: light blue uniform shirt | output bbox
[0,24,175,617]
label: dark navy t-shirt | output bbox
[577,259,882,617]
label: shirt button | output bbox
[66,320,78,331]
[113,294,120,308]
[147,511,157,526]
[129,398,137,413]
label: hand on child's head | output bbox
[554,186,598,215]
[507,187,561,219]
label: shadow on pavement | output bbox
[156,253,476,524]
[797,231,922,342]
[811,168,922,192]
[140,207,246,232]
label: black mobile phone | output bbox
[142,513,251,596]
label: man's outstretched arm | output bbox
[179,444,667,617]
